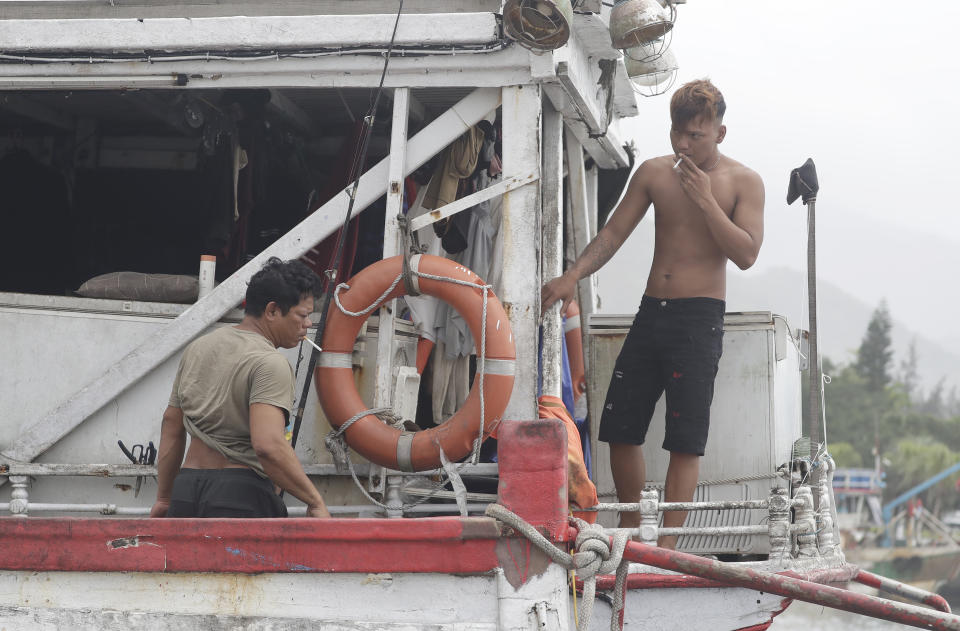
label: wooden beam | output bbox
[0,48,534,91]
[541,30,630,169]
[384,88,426,124]
[564,126,598,316]
[407,172,539,233]
[0,14,502,52]
[0,0,504,20]
[612,57,639,119]
[374,87,409,410]
[0,87,502,468]
[500,85,541,422]
[540,101,564,399]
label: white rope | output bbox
[326,265,497,510]
[325,406,452,512]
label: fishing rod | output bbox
[289,0,405,449]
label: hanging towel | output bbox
[421,126,486,211]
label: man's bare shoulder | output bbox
[724,158,762,182]
[631,155,676,182]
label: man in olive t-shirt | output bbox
[150,258,331,519]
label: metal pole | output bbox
[806,197,822,451]
[621,541,960,630]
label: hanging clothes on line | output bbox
[433,131,504,360]
[403,123,496,425]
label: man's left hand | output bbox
[676,154,714,210]
[150,499,170,518]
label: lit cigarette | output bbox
[673,156,683,170]
[302,336,323,353]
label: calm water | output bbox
[771,600,932,630]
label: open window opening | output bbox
[0,86,475,303]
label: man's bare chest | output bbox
[650,176,737,222]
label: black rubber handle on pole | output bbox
[787,158,819,205]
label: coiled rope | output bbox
[486,503,631,631]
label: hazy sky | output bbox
[603,0,960,351]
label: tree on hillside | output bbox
[898,338,919,401]
[856,301,893,393]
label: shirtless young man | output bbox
[541,79,764,548]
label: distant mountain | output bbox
[597,257,960,397]
[727,267,959,397]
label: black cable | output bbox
[289,0,405,449]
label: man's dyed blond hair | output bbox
[670,79,726,129]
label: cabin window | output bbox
[0,87,462,302]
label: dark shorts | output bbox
[166,468,288,518]
[598,295,724,456]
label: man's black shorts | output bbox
[166,468,288,518]
[598,295,724,456]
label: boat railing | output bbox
[0,461,499,517]
[2,460,838,559]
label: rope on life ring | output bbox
[314,254,515,472]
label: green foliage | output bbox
[817,300,960,512]
[855,301,893,393]
[884,439,960,508]
[827,442,863,468]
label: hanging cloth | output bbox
[421,126,486,211]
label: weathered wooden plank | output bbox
[0,49,533,91]
[373,87,409,410]
[540,101,564,399]
[500,85,541,423]
[0,14,501,52]
[0,0,503,20]
[564,126,598,316]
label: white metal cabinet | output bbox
[587,311,803,553]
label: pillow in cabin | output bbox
[76,271,199,303]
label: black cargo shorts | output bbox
[597,295,724,456]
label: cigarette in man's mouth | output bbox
[673,156,684,170]
[302,336,323,353]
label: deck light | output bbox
[609,0,677,58]
[624,47,678,96]
[502,0,574,52]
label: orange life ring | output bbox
[564,300,587,398]
[314,254,516,472]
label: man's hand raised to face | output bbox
[675,154,716,211]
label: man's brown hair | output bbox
[670,79,726,129]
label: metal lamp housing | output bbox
[609,0,674,49]
[503,0,574,52]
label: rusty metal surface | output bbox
[620,541,960,630]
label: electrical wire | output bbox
[289,0,405,449]
[0,41,507,66]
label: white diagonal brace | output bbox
[0,87,501,466]
[408,172,539,233]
